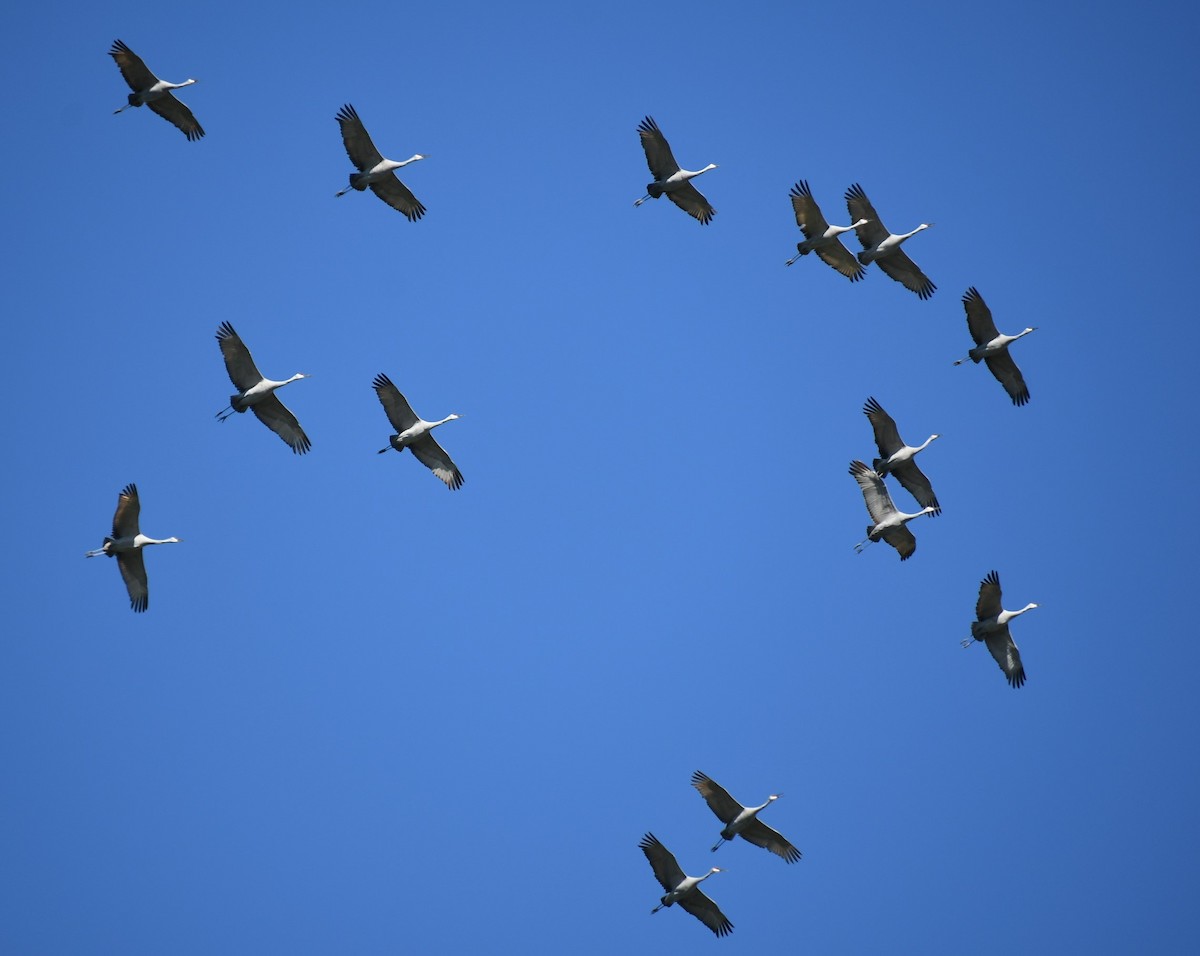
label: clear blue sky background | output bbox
[3,1,1198,952]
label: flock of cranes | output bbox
[93,38,1045,936]
[90,321,464,612]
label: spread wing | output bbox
[985,628,1026,688]
[849,460,896,526]
[976,571,1003,620]
[638,833,685,893]
[962,287,1000,346]
[889,459,940,514]
[116,549,149,613]
[789,180,831,238]
[677,887,734,938]
[814,240,865,281]
[112,484,141,538]
[251,395,311,455]
[690,771,743,825]
[409,434,463,490]
[984,351,1030,406]
[372,373,419,433]
[336,104,384,171]
[844,183,889,248]
[369,175,426,221]
[880,524,917,561]
[667,181,715,225]
[147,93,204,141]
[636,116,681,181]
[109,40,156,92]
[863,397,903,459]
[873,249,936,300]
[216,322,264,391]
[737,818,802,864]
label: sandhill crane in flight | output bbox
[955,288,1035,406]
[638,833,733,937]
[373,373,463,489]
[334,104,427,220]
[863,397,940,515]
[215,323,311,454]
[785,181,867,281]
[691,771,802,863]
[633,116,717,225]
[849,460,936,561]
[844,184,935,299]
[962,570,1038,688]
[85,484,181,612]
[108,40,204,141]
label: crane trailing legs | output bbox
[632,116,718,224]
[691,771,802,862]
[86,483,181,613]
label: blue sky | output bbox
[3,1,1199,952]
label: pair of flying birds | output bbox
[108,41,427,220]
[640,771,800,938]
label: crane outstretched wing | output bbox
[863,397,903,459]
[370,176,426,221]
[636,116,681,181]
[976,570,1003,619]
[873,250,936,300]
[372,373,419,433]
[112,484,141,538]
[638,833,685,893]
[813,240,864,280]
[409,434,463,490]
[690,771,742,824]
[889,460,940,514]
[667,182,715,225]
[962,287,1001,347]
[984,351,1030,406]
[147,94,203,141]
[985,629,1026,688]
[845,183,888,247]
[677,887,734,938]
[790,180,830,237]
[737,818,802,863]
[216,322,264,391]
[849,460,897,525]
[336,104,384,171]
[109,40,156,92]
[252,395,311,455]
[879,525,917,561]
[116,550,149,613]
